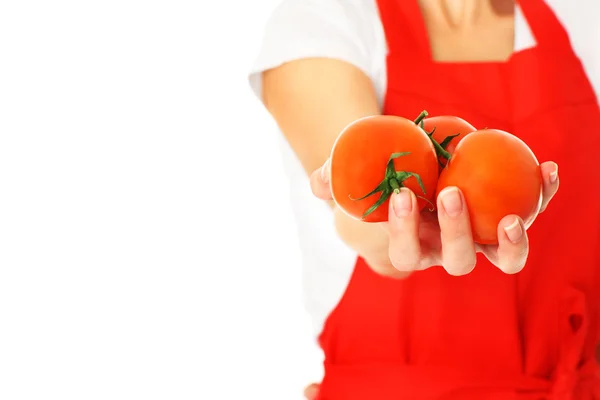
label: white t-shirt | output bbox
[248,0,600,338]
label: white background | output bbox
[0,1,322,399]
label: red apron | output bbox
[317,0,600,399]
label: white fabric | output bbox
[248,0,600,338]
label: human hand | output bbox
[311,159,559,276]
[303,383,320,400]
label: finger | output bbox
[539,161,559,213]
[303,384,320,400]
[495,215,529,274]
[364,256,414,279]
[437,187,477,276]
[310,159,332,200]
[388,188,423,271]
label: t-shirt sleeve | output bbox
[248,0,377,101]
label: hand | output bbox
[303,383,320,400]
[310,159,559,276]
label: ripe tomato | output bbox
[436,129,543,245]
[421,116,476,167]
[330,113,439,222]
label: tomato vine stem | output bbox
[425,127,452,161]
[414,110,428,126]
[414,110,453,162]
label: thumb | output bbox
[303,383,320,400]
[310,159,332,200]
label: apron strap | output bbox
[375,0,432,60]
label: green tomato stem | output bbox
[430,134,452,161]
[350,152,426,219]
[414,110,428,126]
[413,110,452,162]
[389,178,400,194]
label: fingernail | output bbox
[504,218,523,243]
[320,159,330,183]
[549,164,558,184]
[392,188,412,217]
[439,187,463,217]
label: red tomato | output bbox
[436,129,543,245]
[421,116,476,167]
[330,114,439,222]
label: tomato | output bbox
[436,129,543,245]
[330,113,439,222]
[421,116,476,167]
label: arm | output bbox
[262,58,405,276]
[263,58,378,178]
[262,58,400,273]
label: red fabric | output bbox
[317,0,600,398]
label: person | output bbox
[249,0,600,398]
